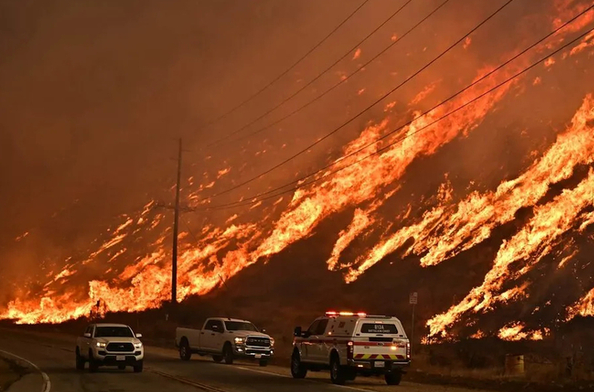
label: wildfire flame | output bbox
[1,2,594,341]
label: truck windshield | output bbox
[95,326,134,338]
[225,321,258,332]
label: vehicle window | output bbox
[360,323,399,334]
[225,321,258,332]
[84,326,92,336]
[213,320,224,331]
[307,320,320,335]
[204,320,215,330]
[94,326,134,338]
[315,319,329,335]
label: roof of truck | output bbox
[323,311,397,319]
[210,317,252,323]
[93,323,132,328]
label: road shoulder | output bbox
[0,355,28,392]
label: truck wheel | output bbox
[223,343,234,365]
[88,350,98,373]
[330,354,346,385]
[385,371,402,385]
[179,338,192,361]
[259,359,268,367]
[75,348,85,370]
[212,355,223,363]
[290,351,307,379]
[133,361,143,373]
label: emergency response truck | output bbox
[291,311,410,385]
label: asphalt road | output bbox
[0,328,486,392]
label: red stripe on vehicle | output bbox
[352,342,395,346]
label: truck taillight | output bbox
[406,342,411,360]
[347,341,354,360]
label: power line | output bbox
[203,0,512,200]
[210,0,447,149]
[199,0,371,132]
[194,11,594,212]
[207,0,415,147]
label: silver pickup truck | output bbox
[175,317,274,366]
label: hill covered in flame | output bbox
[2,0,594,343]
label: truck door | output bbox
[201,319,216,352]
[81,325,93,356]
[301,320,320,362]
[210,320,226,352]
[310,318,329,363]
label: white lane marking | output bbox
[234,366,372,392]
[0,348,51,392]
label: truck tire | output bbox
[212,355,223,363]
[330,353,347,385]
[133,360,143,373]
[75,348,85,370]
[259,359,268,367]
[179,338,192,361]
[88,350,98,373]
[290,350,307,379]
[385,371,402,385]
[223,343,234,365]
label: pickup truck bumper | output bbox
[347,359,410,374]
[234,345,273,360]
[94,348,144,364]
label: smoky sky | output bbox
[0,0,369,280]
[1,0,591,302]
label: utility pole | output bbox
[172,138,182,305]
[409,292,418,354]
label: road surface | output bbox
[0,355,23,391]
[0,327,486,392]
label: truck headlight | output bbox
[96,342,106,348]
[270,338,275,347]
[134,342,143,349]
[234,337,245,344]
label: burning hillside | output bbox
[1,0,594,343]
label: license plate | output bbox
[116,356,125,361]
[374,361,385,368]
[254,354,262,359]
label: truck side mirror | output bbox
[136,333,143,338]
[294,326,302,337]
[212,325,220,332]
[261,328,267,333]
[83,332,91,338]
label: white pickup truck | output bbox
[75,323,144,373]
[175,317,274,366]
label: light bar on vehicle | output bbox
[325,311,367,317]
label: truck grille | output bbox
[106,342,135,352]
[246,337,270,347]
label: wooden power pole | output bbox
[172,138,182,305]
